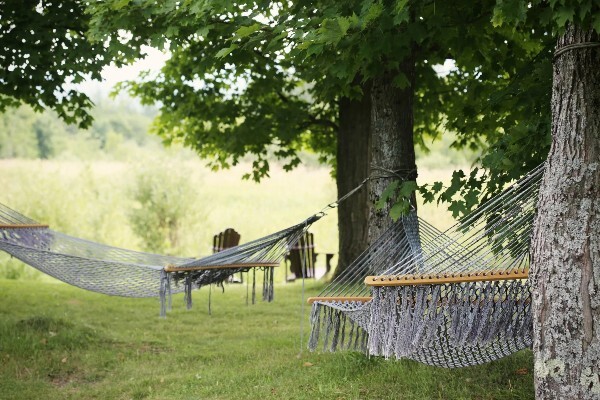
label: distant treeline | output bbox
[0,99,158,160]
[0,97,478,169]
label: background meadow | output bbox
[0,157,457,282]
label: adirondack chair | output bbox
[285,231,334,281]
[213,228,242,283]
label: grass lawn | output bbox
[0,279,534,400]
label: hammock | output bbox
[308,164,543,368]
[0,203,319,316]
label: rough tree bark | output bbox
[531,25,600,399]
[368,66,417,242]
[334,83,371,277]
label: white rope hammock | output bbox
[0,203,320,316]
[308,164,544,368]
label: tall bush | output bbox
[129,162,199,255]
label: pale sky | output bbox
[76,46,169,98]
[77,47,456,99]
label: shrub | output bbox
[129,162,200,255]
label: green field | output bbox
[0,279,534,400]
[0,159,457,282]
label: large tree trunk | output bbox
[368,67,417,242]
[334,83,371,277]
[531,25,600,399]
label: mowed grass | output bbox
[0,279,534,400]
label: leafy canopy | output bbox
[0,0,143,127]
[89,0,553,212]
[4,0,597,202]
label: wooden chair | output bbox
[213,228,242,282]
[285,231,335,281]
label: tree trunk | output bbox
[532,25,600,399]
[368,66,417,242]
[334,83,371,277]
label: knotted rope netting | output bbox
[0,203,319,316]
[308,164,544,368]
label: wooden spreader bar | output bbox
[365,268,529,287]
[307,296,373,304]
[164,262,280,272]
[0,224,49,229]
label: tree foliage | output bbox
[88,0,559,215]
[6,0,594,217]
[0,0,142,127]
[87,1,337,180]
[0,101,155,159]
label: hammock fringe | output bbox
[308,302,369,353]
[367,280,533,360]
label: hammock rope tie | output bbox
[370,164,418,181]
[307,164,544,367]
[317,177,370,214]
[553,41,600,59]
[208,284,212,315]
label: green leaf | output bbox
[235,23,263,39]
[165,26,179,38]
[392,0,410,25]
[390,201,410,221]
[318,18,350,45]
[594,14,600,34]
[305,43,325,56]
[554,6,575,27]
[491,0,527,26]
[393,73,410,89]
[362,1,384,28]
[338,18,351,37]
[399,180,418,198]
[111,0,130,10]
[348,13,361,28]
[407,23,427,43]
[215,44,238,58]
[376,180,399,209]
[267,31,288,50]
[452,169,466,180]
[419,187,435,203]
[578,0,593,20]
[196,26,212,38]
[463,190,479,211]
[439,170,466,203]
[448,201,467,218]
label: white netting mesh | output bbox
[0,202,318,315]
[309,164,543,367]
